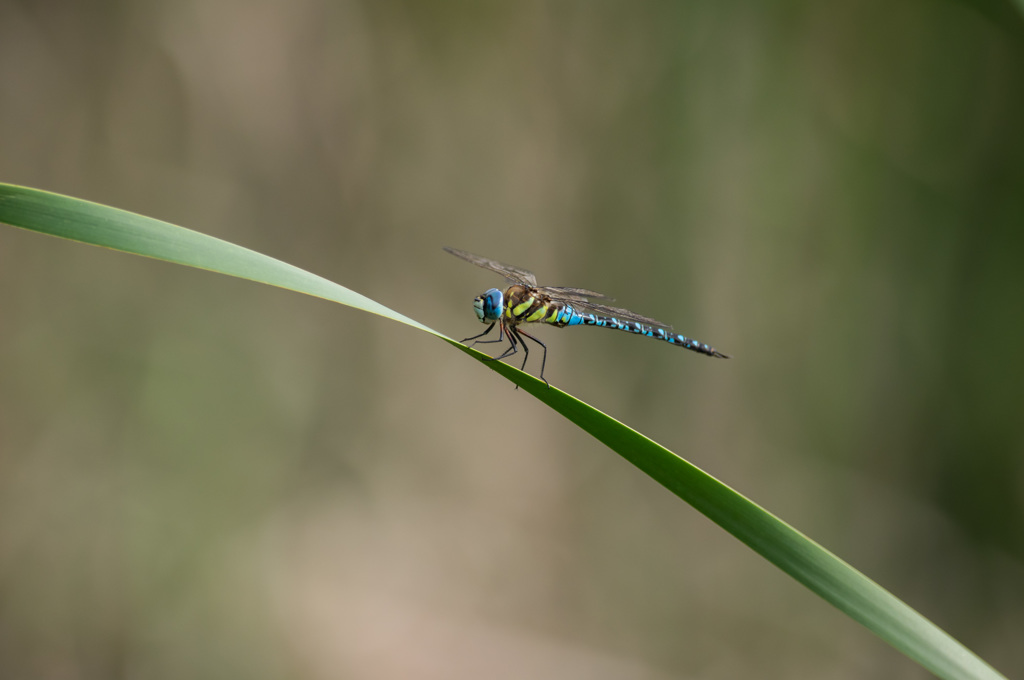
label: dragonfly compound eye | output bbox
[473,288,504,323]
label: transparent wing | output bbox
[444,247,673,329]
[533,285,614,301]
[442,248,615,299]
[443,247,537,287]
[537,286,671,328]
[566,299,673,329]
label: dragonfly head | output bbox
[473,288,504,323]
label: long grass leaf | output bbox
[0,183,1006,680]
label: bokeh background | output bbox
[2,1,1023,678]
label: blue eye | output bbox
[473,288,503,323]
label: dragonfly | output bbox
[445,247,728,385]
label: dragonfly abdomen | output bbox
[566,309,728,358]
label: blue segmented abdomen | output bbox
[559,306,725,358]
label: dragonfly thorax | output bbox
[473,288,504,323]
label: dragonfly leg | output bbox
[460,322,498,346]
[469,326,511,348]
[463,322,547,389]
[508,327,529,371]
[514,328,550,388]
[490,324,519,361]
[462,321,517,360]
[501,327,529,391]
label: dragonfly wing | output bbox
[532,284,667,327]
[571,300,673,329]
[538,285,673,329]
[444,247,537,286]
[534,286,614,301]
[445,248,671,328]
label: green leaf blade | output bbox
[0,183,438,336]
[1,182,1007,680]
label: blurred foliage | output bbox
[1,1,1023,679]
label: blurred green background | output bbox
[2,1,1023,678]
